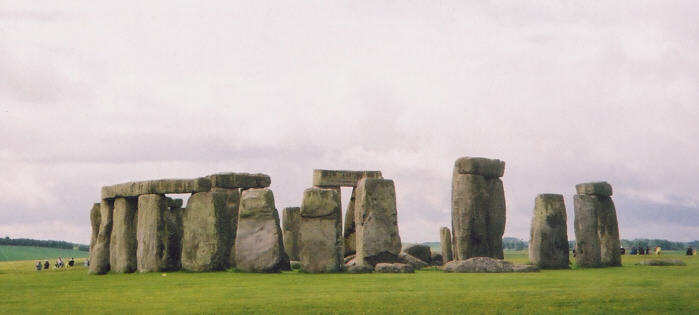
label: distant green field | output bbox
[0,245,89,262]
[1,251,697,314]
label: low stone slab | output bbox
[443,257,539,273]
[207,172,271,189]
[402,244,431,264]
[636,259,686,266]
[399,252,428,270]
[375,263,414,273]
[454,157,505,178]
[312,169,383,187]
[575,181,613,197]
[346,264,374,274]
[430,253,443,266]
[101,177,212,199]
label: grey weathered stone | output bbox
[234,188,287,272]
[398,252,428,270]
[402,244,431,264]
[454,157,505,178]
[430,253,443,266]
[443,257,539,273]
[529,194,569,269]
[89,203,101,261]
[164,206,184,271]
[451,166,506,260]
[575,181,613,197]
[101,177,212,199]
[343,188,357,257]
[167,198,183,208]
[636,259,686,266]
[597,197,621,267]
[440,227,453,263]
[182,188,239,272]
[312,169,383,187]
[573,194,602,267]
[207,172,271,189]
[299,187,343,273]
[346,264,374,273]
[354,178,402,266]
[136,194,168,272]
[89,200,113,275]
[282,207,301,261]
[375,263,414,273]
[109,197,138,273]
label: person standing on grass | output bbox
[44,260,49,269]
[687,247,694,256]
[35,261,42,271]
[68,257,74,267]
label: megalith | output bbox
[343,188,357,257]
[282,207,301,261]
[110,197,138,273]
[182,188,239,272]
[451,157,506,260]
[574,182,620,267]
[440,227,453,263]
[136,194,168,272]
[234,188,287,272]
[164,202,184,271]
[354,178,402,266]
[529,194,569,269]
[89,200,113,275]
[89,203,101,260]
[299,187,343,273]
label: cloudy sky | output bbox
[1,1,698,244]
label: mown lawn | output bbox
[0,245,89,262]
[0,251,696,314]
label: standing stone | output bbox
[182,188,239,272]
[573,194,601,267]
[137,194,168,272]
[282,207,301,261]
[440,227,453,263]
[597,197,621,267]
[89,200,113,275]
[235,188,287,272]
[110,197,138,273]
[89,203,101,260]
[451,157,506,260]
[354,178,402,266]
[343,188,357,257]
[164,206,184,271]
[299,187,343,273]
[529,194,569,269]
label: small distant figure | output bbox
[44,261,50,269]
[687,247,694,256]
[68,257,75,267]
[620,247,626,255]
[630,247,637,255]
[55,257,64,269]
[35,261,42,271]
[637,246,644,255]
[654,246,661,255]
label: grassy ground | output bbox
[0,245,89,262]
[0,251,696,314]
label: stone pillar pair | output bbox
[451,157,506,260]
[574,182,621,267]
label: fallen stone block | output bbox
[443,257,539,273]
[402,244,432,265]
[399,252,428,270]
[346,264,374,274]
[375,263,414,273]
[636,259,686,266]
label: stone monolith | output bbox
[299,187,343,273]
[235,188,287,272]
[282,207,301,261]
[110,197,138,273]
[182,188,239,271]
[529,194,569,269]
[343,188,357,257]
[89,203,101,259]
[573,194,601,267]
[597,196,621,267]
[354,178,402,266]
[440,227,453,263]
[89,200,113,275]
[137,194,168,272]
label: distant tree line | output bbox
[620,239,695,250]
[0,236,89,251]
[503,237,527,250]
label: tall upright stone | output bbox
[529,194,569,269]
[299,187,343,273]
[354,178,402,266]
[182,188,239,272]
[235,188,287,272]
[137,194,168,272]
[89,203,101,260]
[574,181,620,267]
[451,157,506,260]
[343,188,357,257]
[89,200,113,275]
[110,197,138,273]
[282,207,301,261]
[440,227,453,263]
[164,205,184,271]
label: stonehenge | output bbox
[299,187,343,273]
[354,178,402,266]
[440,227,453,263]
[529,194,569,269]
[282,207,301,261]
[110,197,138,273]
[574,181,621,267]
[451,157,506,260]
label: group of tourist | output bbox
[34,257,77,271]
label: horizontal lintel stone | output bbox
[312,169,382,187]
[101,178,212,199]
[454,157,505,178]
[575,182,613,197]
[206,172,271,189]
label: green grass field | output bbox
[0,245,89,262]
[0,251,697,314]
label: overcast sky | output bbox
[1,1,698,245]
